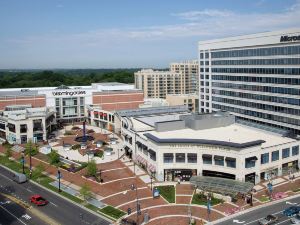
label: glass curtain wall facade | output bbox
[199,29,300,134]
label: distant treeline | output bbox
[0,69,140,88]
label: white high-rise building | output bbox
[198,28,300,135]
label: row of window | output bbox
[213,103,300,126]
[163,153,237,168]
[208,45,300,58]
[211,58,300,66]
[212,82,300,96]
[212,96,300,116]
[261,146,299,165]
[212,75,300,85]
[212,89,300,106]
[212,67,300,75]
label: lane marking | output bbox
[22,214,31,220]
[241,210,284,225]
[50,202,58,207]
[0,204,27,225]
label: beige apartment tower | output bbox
[135,60,198,99]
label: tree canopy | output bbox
[0,69,138,88]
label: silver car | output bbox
[258,214,278,225]
[291,214,300,224]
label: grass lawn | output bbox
[293,188,300,193]
[259,196,270,202]
[156,185,175,203]
[99,205,126,219]
[191,193,224,206]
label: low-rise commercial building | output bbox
[0,105,56,144]
[118,110,300,184]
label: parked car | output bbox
[12,172,27,184]
[30,195,48,206]
[291,213,300,224]
[258,214,278,225]
[283,206,300,217]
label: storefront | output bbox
[245,173,256,184]
[260,167,279,181]
[282,160,299,175]
[164,169,197,182]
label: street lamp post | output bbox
[21,154,25,174]
[57,169,62,192]
[29,142,32,178]
[150,175,153,191]
[207,194,211,222]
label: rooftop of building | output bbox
[116,105,189,118]
[142,123,295,149]
[166,93,198,98]
[0,106,55,120]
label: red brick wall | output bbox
[92,91,144,111]
[0,95,46,110]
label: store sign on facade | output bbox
[52,90,86,96]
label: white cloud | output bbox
[172,9,233,21]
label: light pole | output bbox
[150,175,153,191]
[29,142,32,178]
[21,153,25,174]
[57,169,62,192]
[207,194,211,222]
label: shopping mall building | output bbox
[118,108,300,184]
[0,82,144,143]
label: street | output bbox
[0,192,48,225]
[0,166,111,225]
[216,195,300,225]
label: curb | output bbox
[209,192,300,224]
[0,164,114,224]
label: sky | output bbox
[0,0,299,69]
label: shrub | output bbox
[86,160,97,177]
[48,150,60,165]
[71,144,81,150]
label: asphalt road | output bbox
[216,195,300,225]
[0,192,48,225]
[0,166,112,225]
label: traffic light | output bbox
[127,207,131,215]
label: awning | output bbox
[214,155,224,160]
[225,157,236,161]
[148,149,156,154]
[246,156,258,161]
[202,154,212,158]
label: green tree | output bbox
[24,140,38,156]
[86,160,97,177]
[79,184,93,203]
[32,164,45,180]
[48,150,60,165]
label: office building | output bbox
[198,28,300,134]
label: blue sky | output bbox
[0,0,299,69]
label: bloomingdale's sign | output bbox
[52,90,86,96]
[280,35,300,42]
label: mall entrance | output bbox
[164,169,197,182]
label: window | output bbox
[226,157,236,168]
[187,153,197,163]
[202,154,212,164]
[261,153,269,164]
[214,156,224,166]
[176,153,185,163]
[282,148,290,159]
[149,149,156,161]
[245,156,257,168]
[20,124,27,133]
[164,153,174,163]
[292,146,299,156]
[271,150,279,161]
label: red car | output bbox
[30,195,48,206]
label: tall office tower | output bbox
[198,28,300,134]
[170,60,199,94]
[134,69,185,99]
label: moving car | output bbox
[12,172,27,183]
[258,214,278,225]
[291,213,300,224]
[283,206,300,217]
[30,195,48,206]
